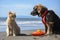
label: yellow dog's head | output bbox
[31,4,47,17]
[8,11,16,20]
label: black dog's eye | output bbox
[33,9,38,15]
[33,8,37,11]
[33,7,35,9]
[32,7,39,15]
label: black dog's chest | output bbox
[45,10,59,22]
[46,12,54,22]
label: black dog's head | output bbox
[31,4,47,17]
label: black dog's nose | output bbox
[31,11,33,15]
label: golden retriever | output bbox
[6,11,20,36]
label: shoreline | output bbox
[0,30,60,40]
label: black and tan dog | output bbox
[31,4,60,34]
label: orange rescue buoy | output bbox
[32,30,45,36]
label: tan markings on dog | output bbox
[33,4,53,35]
[34,4,44,14]
[33,4,47,15]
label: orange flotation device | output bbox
[32,30,45,36]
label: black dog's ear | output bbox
[40,7,47,14]
[33,5,38,10]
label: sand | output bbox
[0,30,60,40]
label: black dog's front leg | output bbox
[46,22,54,34]
[44,25,48,34]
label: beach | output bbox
[0,18,60,40]
[0,30,60,40]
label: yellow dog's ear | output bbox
[8,11,12,14]
[8,11,12,17]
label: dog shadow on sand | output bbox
[16,33,31,36]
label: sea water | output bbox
[0,18,44,32]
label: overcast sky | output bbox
[0,0,60,18]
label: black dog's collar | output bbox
[41,10,48,25]
[41,10,48,18]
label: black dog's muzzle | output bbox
[31,7,38,16]
[31,10,41,17]
[31,11,38,16]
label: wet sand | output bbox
[0,30,60,40]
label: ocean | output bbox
[0,18,44,32]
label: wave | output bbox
[0,21,44,32]
[0,21,42,26]
[17,21,42,24]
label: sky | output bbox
[0,0,60,18]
